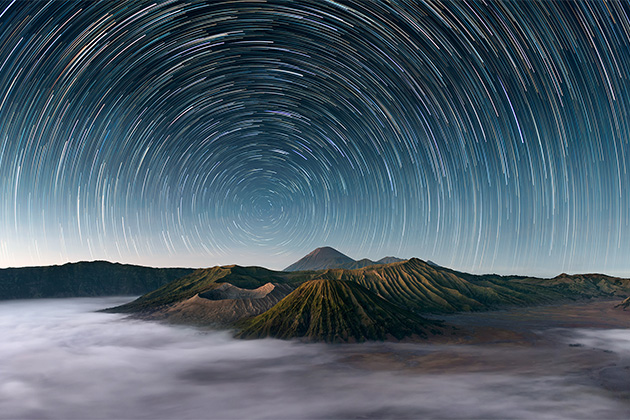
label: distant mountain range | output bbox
[0,261,193,300]
[284,246,405,271]
[106,247,630,343]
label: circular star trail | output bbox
[0,1,629,275]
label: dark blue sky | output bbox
[0,1,628,276]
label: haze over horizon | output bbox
[1,1,629,277]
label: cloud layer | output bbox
[0,297,628,419]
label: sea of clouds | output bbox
[0,297,628,419]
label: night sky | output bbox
[0,1,628,276]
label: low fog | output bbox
[0,297,628,419]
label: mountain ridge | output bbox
[0,261,194,300]
[107,264,319,313]
[284,246,406,271]
[236,279,450,342]
[147,282,295,327]
[107,256,630,341]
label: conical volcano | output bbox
[284,247,357,271]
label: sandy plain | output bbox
[332,299,630,398]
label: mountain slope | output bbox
[236,279,448,342]
[147,283,295,327]
[107,265,318,313]
[376,256,406,265]
[284,247,356,271]
[284,247,406,271]
[110,259,630,318]
[516,273,630,298]
[0,261,193,300]
[313,258,562,313]
[316,259,630,314]
[106,257,630,340]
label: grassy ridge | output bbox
[516,273,630,298]
[109,265,320,313]
[105,257,630,345]
[109,259,630,317]
[316,258,565,313]
[237,279,447,342]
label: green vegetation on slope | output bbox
[315,258,567,313]
[108,265,319,313]
[236,279,447,343]
[110,258,630,316]
[0,261,193,300]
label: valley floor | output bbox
[335,299,630,398]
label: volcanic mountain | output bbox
[108,264,318,314]
[284,246,404,271]
[107,257,630,342]
[314,259,630,313]
[236,279,449,342]
[148,282,296,327]
[313,258,556,313]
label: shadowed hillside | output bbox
[236,279,449,342]
[615,296,630,310]
[0,261,193,300]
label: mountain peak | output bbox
[306,246,350,259]
[376,256,406,265]
[285,247,407,272]
[284,247,355,271]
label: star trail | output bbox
[0,0,629,275]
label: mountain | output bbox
[284,247,355,271]
[376,256,406,264]
[314,258,552,313]
[0,261,193,300]
[107,258,630,342]
[146,282,295,327]
[317,259,630,313]
[107,264,318,313]
[518,273,630,298]
[426,260,442,268]
[236,279,449,342]
[284,246,405,271]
